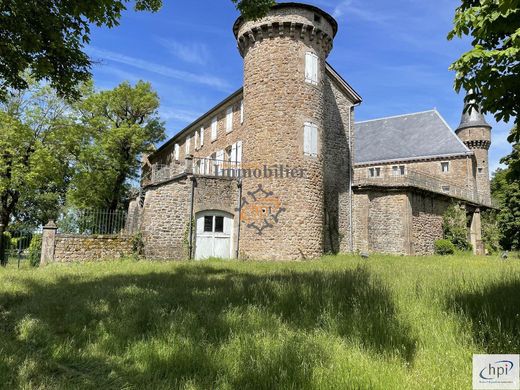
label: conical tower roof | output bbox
[456,92,491,131]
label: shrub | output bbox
[435,239,455,255]
[443,203,472,251]
[28,234,42,267]
[482,210,501,254]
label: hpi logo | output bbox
[473,355,519,389]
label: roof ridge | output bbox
[356,109,437,124]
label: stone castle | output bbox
[128,2,492,260]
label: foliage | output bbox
[435,239,456,255]
[1,255,519,388]
[481,210,501,254]
[442,203,472,251]
[0,0,275,102]
[232,0,276,20]
[490,129,520,250]
[68,81,165,211]
[0,0,162,101]
[28,234,42,267]
[0,78,83,230]
[131,232,145,257]
[448,1,520,138]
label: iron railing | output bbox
[353,166,493,207]
[57,209,135,236]
[192,157,242,177]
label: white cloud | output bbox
[160,107,200,123]
[87,47,231,91]
[156,38,210,65]
[333,0,393,24]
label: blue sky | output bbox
[87,0,514,174]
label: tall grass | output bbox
[0,254,519,389]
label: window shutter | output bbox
[200,127,204,146]
[311,124,318,155]
[200,158,206,175]
[304,123,311,155]
[312,54,318,84]
[226,107,233,132]
[305,53,318,84]
[231,142,237,163]
[174,144,179,160]
[211,117,217,140]
[305,53,312,83]
[185,136,191,154]
[304,123,317,156]
[236,140,243,164]
[216,150,224,175]
[240,100,244,124]
[194,131,199,149]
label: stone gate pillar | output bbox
[469,209,484,255]
[40,220,58,265]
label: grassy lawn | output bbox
[0,254,519,389]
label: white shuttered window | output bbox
[305,52,318,85]
[200,127,204,146]
[174,144,179,161]
[226,106,233,133]
[185,135,191,154]
[240,100,244,124]
[211,117,218,141]
[303,122,318,157]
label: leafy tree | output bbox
[442,203,472,251]
[491,128,520,250]
[0,0,273,102]
[0,78,81,230]
[448,1,520,139]
[481,209,501,254]
[68,81,165,211]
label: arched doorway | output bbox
[194,211,234,260]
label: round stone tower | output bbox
[233,3,337,259]
[455,95,492,204]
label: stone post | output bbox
[40,220,58,266]
[185,154,193,174]
[470,208,484,255]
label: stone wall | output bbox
[53,234,133,262]
[410,193,450,255]
[353,190,410,255]
[323,76,354,254]
[140,175,192,259]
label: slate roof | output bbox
[354,110,471,165]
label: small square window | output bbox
[478,167,483,173]
[369,167,381,178]
[214,216,224,233]
[204,216,213,232]
[314,14,322,23]
[442,185,450,193]
[441,162,450,173]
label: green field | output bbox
[1,254,519,389]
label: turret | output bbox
[233,3,337,259]
[455,94,492,204]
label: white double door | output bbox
[194,211,233,260]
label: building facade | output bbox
[129,3,492,260]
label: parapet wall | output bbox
[54,234,133,262]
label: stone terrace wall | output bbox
[410,193,450,255]
[54,234,133,262]
[140,176,192,260]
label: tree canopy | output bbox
[0,77,82,230]
[68,81,165,211]
[448,1,520,139]
[0,0,273,102]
